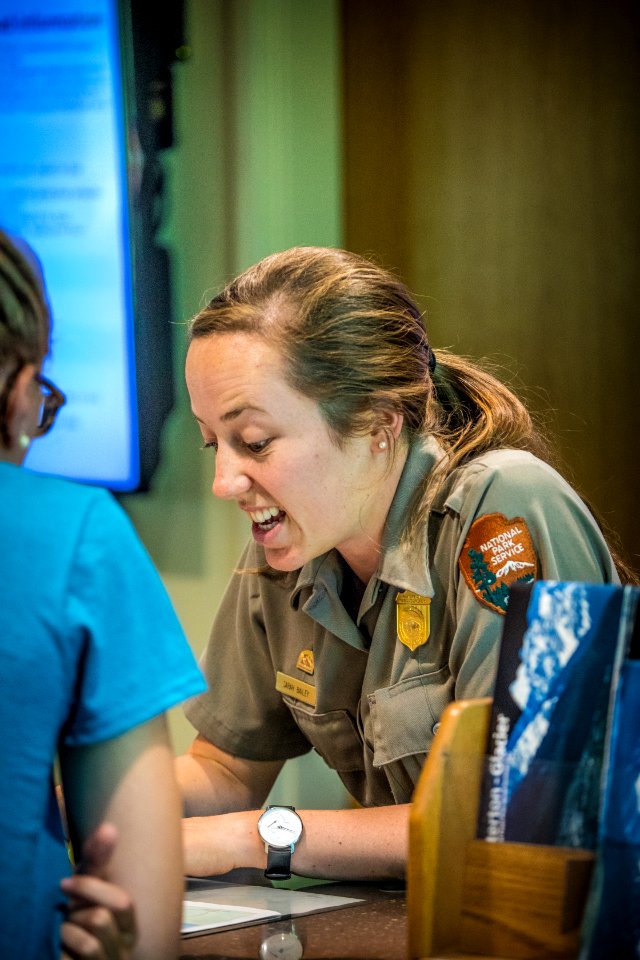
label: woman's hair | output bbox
[189,245,635,582]
[0,229,50,444]
[0,229,49,366]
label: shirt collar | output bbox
[376,434,445,597]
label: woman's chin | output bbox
[263,542,309,572]
[264,549,298,571]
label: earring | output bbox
[18,432,30,450]
[378,439,387,450]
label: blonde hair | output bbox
[190,246,635,582]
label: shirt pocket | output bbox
[368,665,454,768]
[285,704,364,773]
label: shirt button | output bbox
[432,722,441,736]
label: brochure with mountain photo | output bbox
[476,580,637,849]
[579,590,640,960]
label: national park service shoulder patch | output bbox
[458,513,537,615]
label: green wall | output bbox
[122,0,349,809]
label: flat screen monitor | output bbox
[0,0,178,491]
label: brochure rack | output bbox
[407,698,594,960]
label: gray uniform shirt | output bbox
[185,438,618,806]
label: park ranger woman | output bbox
[176,245,631,881]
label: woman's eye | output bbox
[201,439,218,452]
[246,438,271,454]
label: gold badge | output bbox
[275,671,317,707]
[296,649,314,675]
[396,591,431,650]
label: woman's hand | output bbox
[60,823,137,960]
[182,811,264,878]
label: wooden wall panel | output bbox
[343,0,639,569]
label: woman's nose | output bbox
[211,447,252,499]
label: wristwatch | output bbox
[257,805,303,880]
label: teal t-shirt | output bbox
[0,462,205,960]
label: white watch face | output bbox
[258,807,302,847]
[259,931,304,960]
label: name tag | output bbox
[275,671,317,707]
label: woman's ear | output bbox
[370,409,404,452]
[5,363,37,456]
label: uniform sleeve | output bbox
[62,492,205,746]
[184,542,311,760]
[445,453,618,702]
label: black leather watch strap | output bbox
[264,843,293,880]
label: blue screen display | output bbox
[0,0,141,490]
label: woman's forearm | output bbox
[183,804,409,881]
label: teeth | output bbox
[249,506,282,523]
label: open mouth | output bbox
[249,506,286,532]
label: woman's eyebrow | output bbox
[221,404,267,423]
[190,403,268,426]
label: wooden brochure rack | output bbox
[407,699,595,960]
